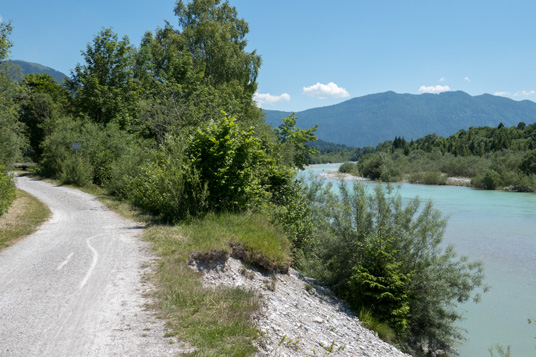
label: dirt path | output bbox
[0,176,183,356]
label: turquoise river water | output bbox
[305,163,536,356]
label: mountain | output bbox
[11,60,68,83]
[264,91,536,147]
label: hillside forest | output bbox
[0,1,488,355]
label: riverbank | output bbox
[317,168,472,187]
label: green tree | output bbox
[18,74,70,160]
[175,0,260,95]
[274,113,319,170]
[187,115,273,211]
[0,21,26,166]
[520,150,536,175]
[66,28,139,129]
[0,165,15,216]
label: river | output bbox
[305,163,536,356]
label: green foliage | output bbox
[187,115,273,211]
[474,169,502,190]
[0,166,15,216]
[0,21,13,61]
[269,178,315,253]
[39,118,145,187]
[175,0,261,96]
[66,28,139,129]
[0,22,26,166]
[274,113,319,169]
[520,150,536,175]
[338,161,358,175]
[58,155,94,186]
[349,233,413,332]
[302,180,486,355]
[357,152,402,181]
[124,137,208,221]
[341,122,536,191]
[408,171,447,185]
[358,307,396,343]
[18,73,69,160]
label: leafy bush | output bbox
[0,166,15,216]
[187,115,273,211]
[338,161,358,175]
[58,155,94,186]
[474,169,502,190]
[39,118,146,187]
[124,137,209,221]
[302,180,486,355]
[408,171,447,185]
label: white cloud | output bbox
[439,77,446,82]
[514,90,536,97]
[302,82,350,99]
[494,91,510,97]
[253,92,290,106]
[464,77,471,82]
[418,85,451,94]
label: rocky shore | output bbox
[189,256,409,357]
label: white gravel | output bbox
[189,256,410,357]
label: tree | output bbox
[274,113,319,170]
[0,21,26,166]
[174,0,262,125]
[18,74,70,160]
[66,28,139,129]
[520,150,536,175]
[175,0,261,94]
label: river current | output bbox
[305,163,536,356]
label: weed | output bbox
[264,275,277,291]
[240,266,255,280]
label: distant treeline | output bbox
[327,122,536,191]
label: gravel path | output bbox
[0,176,185,356]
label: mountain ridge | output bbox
[264,91,536,147]
[11,60,68,83]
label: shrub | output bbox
[476,169,502,190]
[124,137,208,222]
[186,115,273,211]
[408,171,447,185]
[58,155,94,187]
[338,161,358,175]
[39,117,146,187]
[303,181,486,355]
[0,166,15,216]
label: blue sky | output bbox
[2,0,536,111]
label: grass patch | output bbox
[145,212,292,355]
[0,189,51,250]
[358,307,396,344]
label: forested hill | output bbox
[264,91,536,147]
[11,60,67,83]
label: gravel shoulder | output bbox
[0,176,185,356]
